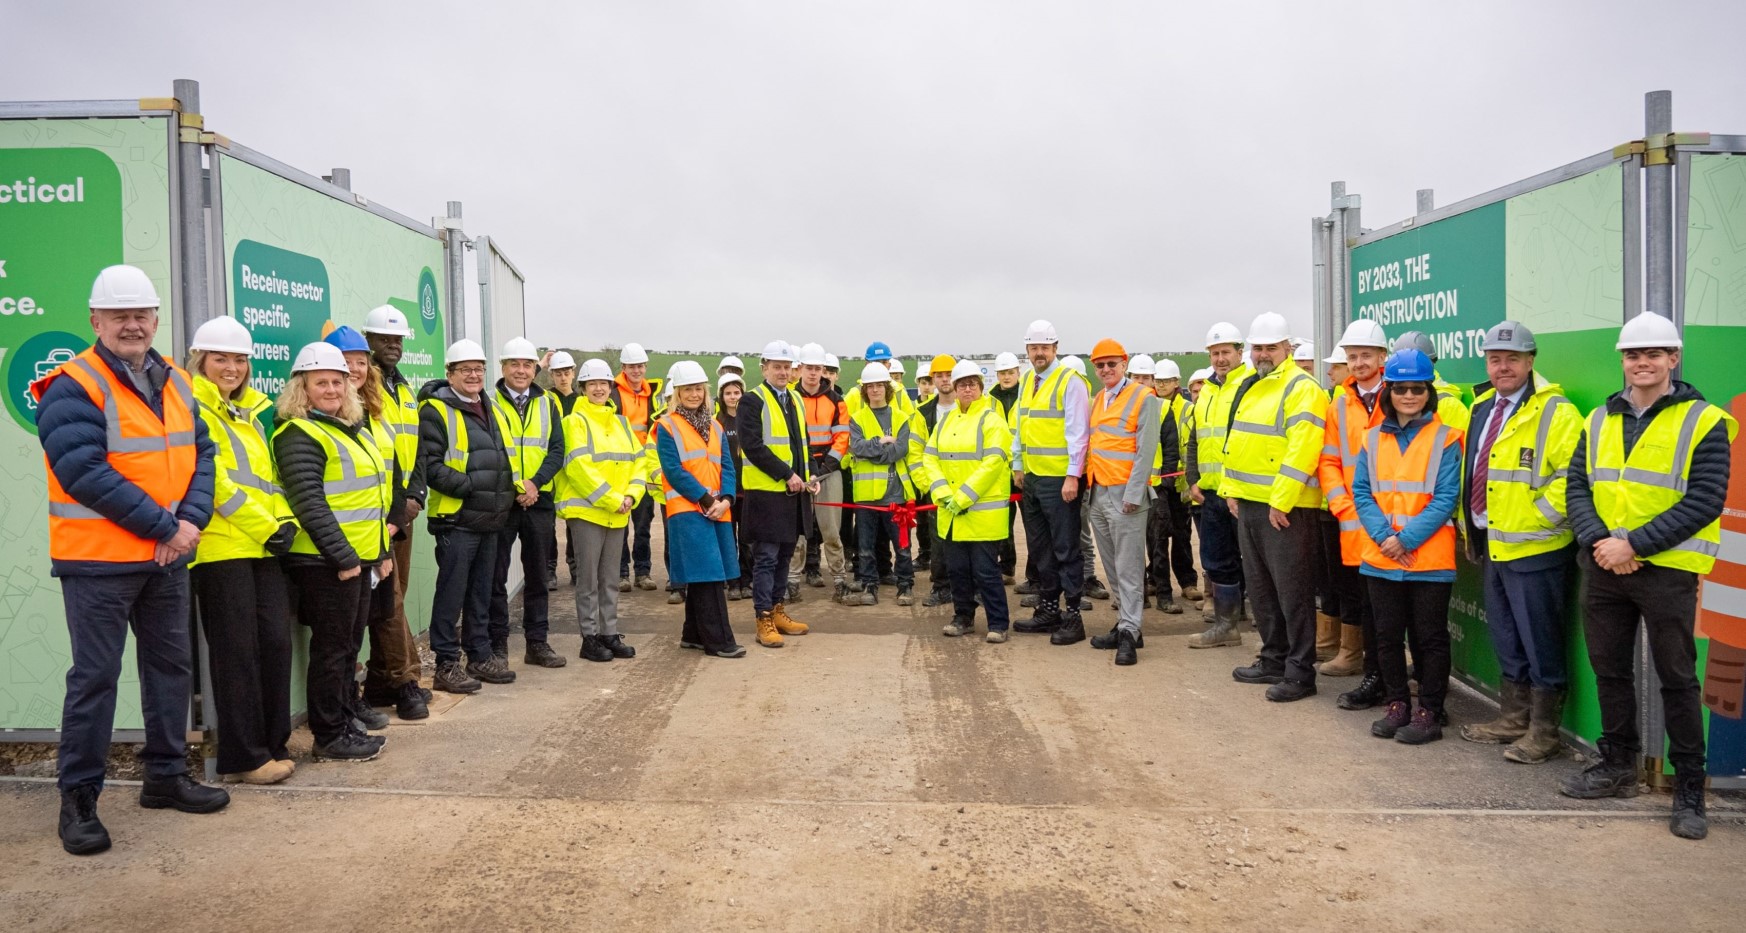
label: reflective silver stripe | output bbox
[216,488,248,518]
[1589,467,1623,482]
[935,450,980,461]
[830,425,850,435]
[957,483,977,501]
[1279,464,1314,484]
[564,445,594,466]
[68,356,199,454]
[1588,401,1710,494]
[1092,424,1136,437]
[964,499,1007,512]
[444,405,465,465]
[325,475,382,494]
[1223,468,1275,486]
[581,480,613,506]
[208,407,277,494]
[1374,480,1434,493]
[1024,445,1068,456]
[1338,518,1362,532]
[330,507,385,523]
[48,501,104,519]
[929,478,950,494]
[595,451,640,463]
[1671,537,1720,557]
[1231,419,1283,438]
[1486,468,1537,485]
[1198,425,1229,439]
[555,498,588,510]
[1321,444,1340,457]
[1097,450,1139,462]
[1324,481,1348,500]
[1489,528,1565,543]
[1527,397,1566,490]
[1285,411,1326,430]
[1533,495,1563,525]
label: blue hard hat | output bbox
[1383,348,1434,383]
[324,325,370,354]
[865,341,892,362]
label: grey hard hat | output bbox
[1392,330,1436,361]
[1480,320,1537,353]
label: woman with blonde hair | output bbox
[185,318,298,784]
[274,342,401,762]
[659,361,744,657]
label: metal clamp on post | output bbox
[138,96,180,112]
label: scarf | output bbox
[679,402,714,439]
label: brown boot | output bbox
[1460,680,1531,744]
[1315,612,1341,662]
[770,603,809,635]
[755,612,785,648]
[1316,624,1364,677]
[1504,687,1566,763]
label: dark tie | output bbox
[1470,398,1509,518]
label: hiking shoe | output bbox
[786,581,803,603]
[59,785,110,855]
[349,691,390,732]
[525,641,567,668]
[434,660,481,694]
[1180,584,1203,602]
[139,773,231,813]
[771,603,809,635]
[705,643,747,658]
[985,629,1009,644]
[396,680,430,720]
[1560,746,1640,800]
[1336,673,1384,711]
[312,731,384,762]
[491,644,509,665]
[667,589,684,604]
[1395,706,1443,744]
[727,586,746,601]
[680,638,704,650]
[896,586,914,607]
[605,634,637,659]
[618,577,632,592]
[858,586,879,606]
[756,613,784,648]
[942,617,975,637]
[1084,578,1110,600]
[806,571,826,588]
[923,588,950,608]
[1156,593,1182,614]
[636,575,658,591]
[580,634,615,663]
[1371,701,1411,738]
[467,657,516,684]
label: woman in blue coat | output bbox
[655,361,745,658]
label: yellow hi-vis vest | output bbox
[192,376,291,564]
[1586,399,1737,574]
[1218,361,1326,510]
[494,386,558,492]
[921,394,1013,542]
[1465,372,1585,561]
[1191,363,1252,491]
[1015,363,1075,476]
[741,382,811,493]
[422,398,514,518]
[556,400,648,528]
[1149,393,1188,493]
[382,378,420,474]
[274,417,391,562]
[848,402,924,503]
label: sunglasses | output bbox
[1093,360,1124,370]
[1389,384,1429,396]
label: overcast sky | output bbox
[11,1,1746,355]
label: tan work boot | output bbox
[221,759,294,785]
[1186,582,1243,648]
[1461,680,1531,744]
[755,612,785,648]
[1315,612,1341,662]
[1504,687,1566,763]
[1317,624,1364,677]
[770,603,809,635]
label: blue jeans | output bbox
[430,525,499,664]
[944,538,1010,630]
[1482,549,1571,689]
[58,571,192,790]
[1197,491,1244,588]
[856,507,914,589]
[752,538,798,615]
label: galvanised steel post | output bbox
[1645,90,1673,319]
[445,200,468,340]
[173,78,210,351]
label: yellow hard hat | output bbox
[930,353,956,374]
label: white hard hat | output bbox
[1481,321,1537,353]
[993,351,1021,371]
[1023,319,1059,345]
[949,359,983,384]
[797,342,829,366]
[760,340,796,362]
[1156,358,1181,380]
[1204,321,1243,349]
[859,361,891,385]
[668,360,708,388]
[1246,312,1291,345]
[500,336,540,362]
[1323,350,1346,364]
[824,353,840,369]
[1293,341,1316,363]
[580,358,614,382]
[549,350,577,370]
[190,317,254,355]
[1337,318,1389,350]
[361,304,413,337]
[1127,354,1156,376]
[292,341,348,374]
[717,355,744,373]
[1616,312,1682,350]
[620,342,650,365]
[89,264,160,310]
[445,339,488,364]
[717,371,744,391]
[1189,367,1213,383]
[1062,355,1085,376]
[887,357,906,375]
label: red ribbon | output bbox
[814,475,1186,548]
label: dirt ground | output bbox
[1,520,1741,932]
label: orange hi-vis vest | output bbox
[1698,393,1746,718]
[1087,379,1148,487]
[615,372,654,443]
[32,348,199,565]
[800,388,849,460]
[655,412,730,521]
[1358,417,1463,574]
[1320,378,1387,566]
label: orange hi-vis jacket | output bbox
[1358,417,1463,574]
[800,385,849,462]
[32,347,199,566]
[1319,377,1387,566]
[655,413,729,521]
[613,372,654,444]
[1087,380,1149,487]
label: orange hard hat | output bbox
[1090,338,1127,361]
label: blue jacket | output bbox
[36,342,216,576]
[1352,412,1460,582]
[656,415,740,585]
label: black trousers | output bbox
[1580,551,1706,771]
[430,525,498,664]
[1148,490,1197,594]
[620,495,654,578]
[1315,514,1340,618]
[192,558,292,774]
[1236,500,1319,685]
[944,538,1010,630]
[683,580,737,650]
[998,504,1018,576]
[1018,474,1084,608]
[1366,576,1452,712]
[546,513,577,583]
[288,564,372,746]
[492,505,554,645]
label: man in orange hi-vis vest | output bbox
[31,266,225,856]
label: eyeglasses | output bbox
[1093,360,1123,370]
[1389,384,1429,396]
[451,366,486,377]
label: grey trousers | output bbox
[1087,485,1152,635]
[570,519,626,637]
[791,470,847,583]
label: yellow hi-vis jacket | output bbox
[1434,371,1471,432]
[741,382,812,493]
[847,401,926,502]
[1149,392,1189,495]
[1463,371,1585,562]
[1586,399,1737,574]
[1014,363,1076,477]
[556,399,649,528]
[274,417,392,562]
[422,398,515,519]
[1218,360,1327,511]
[382,378,420,475]
[920,394,1013,542]
[1191,362,1252,493]
[192,376,292,564]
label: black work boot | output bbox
[525,641,568,668]
[1114,630,1139,666]
[580,634,615,663]
[1336,672,1385,710]
[1670,769,1708,840]
[604,634,637,659]
[1232,658,1285,685]
[396,680,430,720]
[923,587,951,608]
[1090,624,1144,650]
[1266,679,1317,702]
[1049,608,1086,646]
[349,686,390,731]
[1013,601,1062,634]
[1559,743,1640,800]
[59,785,110,855]
[138,773,230,814]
